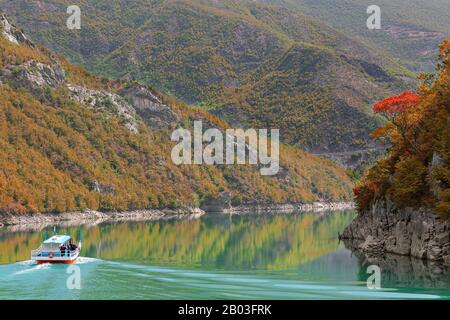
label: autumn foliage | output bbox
[0,31,354,215]
[354,40,450,217]
[373,91,420,116]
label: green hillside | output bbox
[0,0,411,153]
[267,0,450,72]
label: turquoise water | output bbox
[0,211,449,300]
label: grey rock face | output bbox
[200,192,232,213]
[0,56,140,134]
[342,201,450,266]
[1,13,34,47]
[67,84,140,133]
[119,84,179,129]
[89,180,116,195]
[1,60,65,91]
[359,235,385,255]
[0,58,179,135]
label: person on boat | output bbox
[60,244,67,257]
[69,239,77,251]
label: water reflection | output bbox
[344,239,450,292]
[1,211,449,299]
[0,211,356,270]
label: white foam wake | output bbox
[75,257,101,264]
[17,260,35,266]
[14,263,52,275]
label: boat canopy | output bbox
[43,235,71,245]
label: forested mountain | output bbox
[267,0,450,72]
[0,0,414,154]
[0,14,353,214]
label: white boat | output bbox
[31,234,81,264]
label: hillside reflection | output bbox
[0,211,356,270]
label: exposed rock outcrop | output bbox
[89,180,116,195]
[1,60,65,92]
[0,13,34,47]
[0,61,178,135]
[67,84,140,133]
[0,61,179,135]
[200,192,232,212]
[119,84,179,128]
[342,201,450,266]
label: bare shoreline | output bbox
[0,201,355,231]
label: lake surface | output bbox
[0,211,449,300]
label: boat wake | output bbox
[10,257,99,275]
[13,262,52,275]
[17,260,35,266]
[76,257,100,264]
[2,257,447,300]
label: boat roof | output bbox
[43,235,71,245]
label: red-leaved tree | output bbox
[373,91,420,119]
[371,91,421,153]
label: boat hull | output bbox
[36,259,78,265]
[32,250,80,265]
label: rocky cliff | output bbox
[341,201,450,266]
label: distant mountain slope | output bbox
[0,14,352,214]
[267,0,450,72]
[214,42,395,153]
[0,0,411,154]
